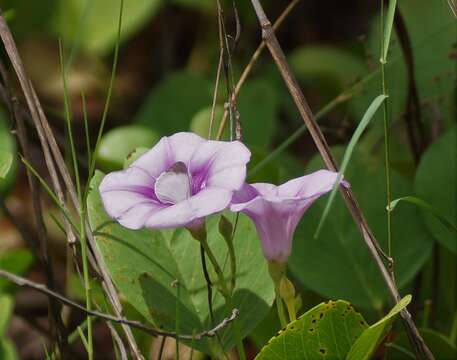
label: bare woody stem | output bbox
[0,10,142,359]
[0,269,239,341]
[248,1,434,359]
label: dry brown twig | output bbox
[0,11,143,359]
[216,0,301,140]
[0,269,239,341]
[248,1,434,359]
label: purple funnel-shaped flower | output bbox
[230,170,345,263]
[99,132,250,230]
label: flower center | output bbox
[154,162,191,204]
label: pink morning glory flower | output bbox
[230,170,346,263]
[99,132,250,230]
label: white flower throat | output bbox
[154,162,191,204]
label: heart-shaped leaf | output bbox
[255,300,368,360]
[96,125,160,171]
[87,171,274,354]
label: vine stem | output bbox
[248,1,434,359]
[200,236,246,360]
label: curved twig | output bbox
[0,269,239,341]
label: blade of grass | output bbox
[20,156,78,232]
[0,150,12,179]
[77,325,90,353]
[381,0,398,63]
[314,94,387,238]
[380,0,396,258]
[388,196,457,233]
[81,92,92,167]
[86,0,123,191]
[59,39,94,360]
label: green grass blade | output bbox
[81,92,92,168]
[87,0,124,191]
[314,95,388,238]
[20,156,78,232]
[58,39,82,204]
[382,0,398,63]
[389,196,457,233]
[0,150,13,179]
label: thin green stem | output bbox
[275,291,288,328]
[79,205,93,359]
[175,281,181,360]
[58,40,81,204]
[200,237,246,360]
[380,0,393,258]
[20,157,78,232]
[81,92,91,166]
[59,39,93,359]
[86,0,123,192]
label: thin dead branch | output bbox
[0,269,239,341]
[248,1,434,359]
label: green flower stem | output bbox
[199,236,246,360]
[218,215,237,294]
[275,291,288,328]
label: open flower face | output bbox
[99,132,250,230]
[230,170,345,263]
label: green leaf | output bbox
[0,295,14,337]
[172,0,215,12]
[0,0,57,38]
[87,171,274,354]
[289,147,433,309]
[346,295,411,360]
[123,147,149,169]
[351,0,456,132]
[52,0,162,54]
[0,112,17,194]
[0,151,13,180]
[315,95,387,237]
[382,0,397,62]
[0,338,18,360]
[386,328,457,359]
[0,250,35,293]
[135,71,213,135]
[389,196,457,234]
[237,79,280,148]
[415,127,456,253]
[96,125,160,171]
[189,105,226,139]
[290,46,366,96]
[255,300,368,360]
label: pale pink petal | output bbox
[190,141,250,190]
[230,170,344,263]
[145,187,232,229]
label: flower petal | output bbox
[132,132,204,179]
[145,187,232,229]
[277,170,340,198]
[190,140,250,190]
[99,167,163,229]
